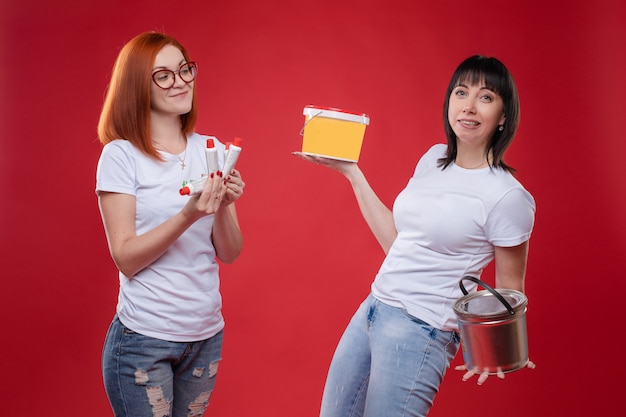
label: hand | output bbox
[222,168,245,205]
[455,360,536,385]
[292,151,357,176]
[181,172,226,220]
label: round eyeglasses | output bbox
[151,62,198,89]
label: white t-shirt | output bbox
[371,144,536,331]
[95,132,227,342]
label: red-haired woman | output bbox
[96,31,244,417]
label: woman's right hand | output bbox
[292,151,358,177]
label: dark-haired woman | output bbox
[295,55,535,417]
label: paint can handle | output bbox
[299,110,323,136]
[459,276,515,315]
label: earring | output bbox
[498,125,504,131]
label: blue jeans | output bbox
[319,294,460,417]
[102,316,223,417]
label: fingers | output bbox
[223,168,239,178]
[457,361,535,385]
[461,370,489,385]
[477,372,489,385]
[461,370,474,382]
[293,151,358,178]
[458,364,479,382]
[292,151,322,165]
[222,169,245,204]
[458,365,500,385]
[292,151,337,165]
[292,151,312,161]
[197,172,225,209]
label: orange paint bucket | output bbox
[300,105,370,162]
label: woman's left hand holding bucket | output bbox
[455,360,536,385]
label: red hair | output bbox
[97,32,198,160]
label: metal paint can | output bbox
[453,276,529,375]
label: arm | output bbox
[494,241,529,292]
[212,203,242,263]
[458,240,534,384]
[342,164,397,254]
[294,153,397,253]
[211,169,245,263]
[98,173,226,278]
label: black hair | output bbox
[439,55,520,172]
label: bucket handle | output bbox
[459,276,515,315]
[299,111,323,136]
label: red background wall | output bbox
[1,0,625,416]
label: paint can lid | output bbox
[303,105,370,125]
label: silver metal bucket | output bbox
[453,276,529,375]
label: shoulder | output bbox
[426,143,447,158]
[96,140,140,194]
[413,143,447,174]
[101,139,140,158]
[492,169,531,192]
[420,143,447,164]
[489,170,536,210]
[99,139,137,164]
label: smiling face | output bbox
[150,44,194,120]
[447,80,506,148]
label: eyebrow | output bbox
[455,83,495,92]
[152,59,187,71]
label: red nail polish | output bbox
[210,172,214,178]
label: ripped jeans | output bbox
[102,315,223,417]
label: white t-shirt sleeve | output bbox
[485,187,536,247]
[96,141,136,196]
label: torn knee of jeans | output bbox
[208,360,219,378]
[146,386,171,417]
[135,368,149,385]
[188,391,212,416]
[192,360,219,379]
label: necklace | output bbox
[153,138,187,170]
[176,148,187,170]
[456,153,493,170]
[458,160,489,169]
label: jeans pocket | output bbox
[400,308,431,327]
[122,325,138,336]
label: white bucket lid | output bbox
[303,105,370,125]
